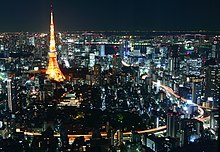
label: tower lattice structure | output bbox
[46,7,65,82]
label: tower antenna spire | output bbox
[50,0,53,12]
[50,0,54,25]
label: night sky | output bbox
[0,0,220,32]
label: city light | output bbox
[0,3,218,151]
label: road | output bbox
[19,77,210,141]
[18,60,215,142]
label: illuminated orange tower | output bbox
[46,4,65,82]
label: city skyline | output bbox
[0,1,219,149]
[0,0,220,32]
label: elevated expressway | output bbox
[20,82,207,141]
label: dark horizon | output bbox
[0,0,220,32]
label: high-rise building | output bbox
[210,41,220,61]
[166,111,180,138]
[7,78,12,112]
[99,45,105,56]
[168,44,180,76]
[120,40,130,58]
[28,36,35,46]
[112,55,122,73]
[178,119,203,146]
[204,65,220,107]
[6,77,18,113]
[181,58,202,76]
[210,110,219,131]
[94,64,101,84]
[46,5,65,82]
[191,78,203,104]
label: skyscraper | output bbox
[94,64,101,84]
[168,44,180,76]
[191,78,203,104]
[46,4,65,82]
[7,78,12,112]
[204,65,220,107]
[179,119,203,145]
[166,111,180,138]
[210,110,219,131]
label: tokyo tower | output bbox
[46,3,65,82]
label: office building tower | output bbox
[7,78,12,112]
[191,78,203,104]
[210,41,220,61]
[120,40,130,58]
[28,36,35,46]
[204,65,220,107]
[169,44,180,76]
[179,119,203,146]
[94,64,101,84]
[99,45,105,56]
[182,58,202,76]
[112,55,122,72]
[166,111,180,138]
[210,110,219,131]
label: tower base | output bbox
[46,55,65,82]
